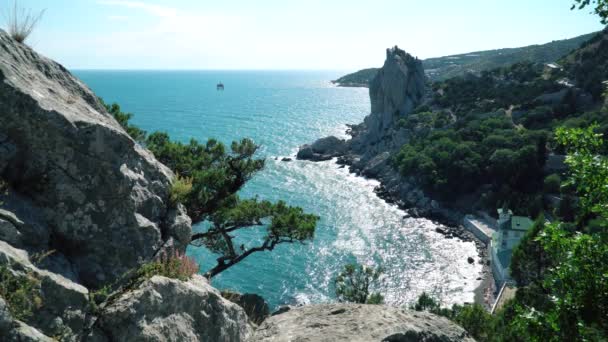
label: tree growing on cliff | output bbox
[334,263,384,304]
[105,102,319,278]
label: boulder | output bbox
[0,240,89,340]
[94,275,253,342]
[0,29,190,287]
[297,136,347,161]
[222,291,270,325]
[252,304,474,342]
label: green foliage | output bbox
[169,174,193,206]
[510,216,550,287]
[102,100,148,142]
[503,126,608,340]
[332,68,379,86]
[145,132,265,222]
[572,0,608,24]
[561,29,608,99]
[411,292,440,312]
[99,101,319,278]
[0,265,42,321]
[334,263,383,304]
[451,304,493,341]
[394,113,546,215]
[193,198,319,278]
[555,125,608,222]
[543,174,561,194]
[412,293,492,341]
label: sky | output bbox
[5,0,606,70]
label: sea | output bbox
[75,70,482,309]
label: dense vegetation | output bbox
[104,102,319,278]
[332,68,378,87]
[333,31,596,86]
[410,124,608,341]
[0,264,41,321]
[392,29,608,216]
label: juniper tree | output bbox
[106,102,319,278]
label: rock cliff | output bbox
[0,29,190,288]
[352,46,426,160]
[253,304,474,342]
[297,46,454,221]
[0,29,248,341]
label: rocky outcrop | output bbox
[296,136,347,161]
[0,29,191,288]
[253,304,474,342]
[0,240,89,340]
[222,291,270,325]
[297,46,452,220]
[300,47,426,164]
[349,46,425,160]
[92,275,253,342]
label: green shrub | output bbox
[0,265,42,320]
[169,174,193,206]
[334,263,384,304]
[543,173,561,194]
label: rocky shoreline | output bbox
[298,45,495,307]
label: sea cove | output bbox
[76,70,482,309]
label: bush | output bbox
[136,250,199,282]
[170,174,193,206]
[0,265,42,320]
[103,101,147,142]
[334,263,383,304]
[543,173,561,194]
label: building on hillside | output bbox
[490,208,534,286]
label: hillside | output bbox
[302,27,608,341]
[333,31,597,87]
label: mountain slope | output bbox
[333,31,597,86]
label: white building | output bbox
[490,208,534,286]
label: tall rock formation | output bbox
[0,29,190,287]
[351,46,426,160]
[298,46,426,164]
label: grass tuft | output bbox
[5,1,45,44]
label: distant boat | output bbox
[217,82,224,91]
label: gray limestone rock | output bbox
[95,275,253,342]
[253,304,474,342]
[0,29,191,287]
[0,240,89,341]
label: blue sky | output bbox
[7,0,606,70]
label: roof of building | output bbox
[510,216,534,231]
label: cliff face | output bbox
[0,30,190,288]
[351,46,426,161]
[298,46,448,220]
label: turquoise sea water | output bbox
[75,70,482,309]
